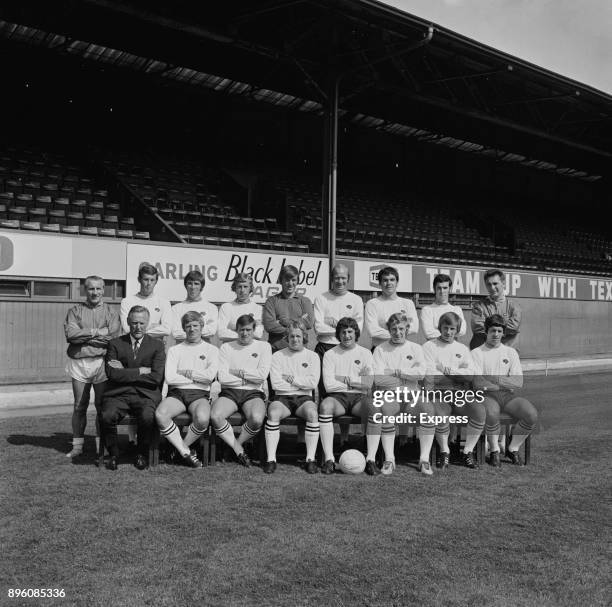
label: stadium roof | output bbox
[1,0,611,176]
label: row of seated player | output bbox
[0,218,150,239]
[178,233,308,253]
[0,205,133,229]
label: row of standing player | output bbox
[63,263,529,472]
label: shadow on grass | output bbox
[7,431,72,454]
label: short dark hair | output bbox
[335,316,361,341]
[438,311,461,331]
[236,313,257,329]
[181,310,204,329]
[433,274,452,289]
[184,270,204,288]
[286,320,308,344]
[377,266,399,283]
[138,263,158,281]
[128,305,150,320]
[484,314,506,333]
[279,265,299,281]
[484,268,505,283]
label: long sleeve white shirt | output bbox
[165,341,219,390]
[471,344,523,392]
[171,299,218,341]
[314,291,364,345]
[120,293,172,338]
[323,344,374,394]
[372,341,426,390]
[217,340,272,391]
[364,296,418,347]
[422,339,474,389]
[270,347,321,396]
[420,303,467,340]
[217,300,263,342]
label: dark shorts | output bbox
[167,388,210,407]
[218,388,266,408]
[324,392,363,413]
[272,394,315,415]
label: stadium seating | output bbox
[3,144,610,274]
[0,146,148,240]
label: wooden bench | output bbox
[97,412,210,467]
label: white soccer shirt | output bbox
[364,296,418,347]
[314,290,364,345]
[217,300,264,342]
[422,339,474,389]
[270,347,321,397]
[165,341,219,391]
[471,343,523,391]
[120,292,172,338]
[372,340,426,390]
[420,303,466,340]
[323,344,374,394]
[217,339,272,391]
[171,298,218,342]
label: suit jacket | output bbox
[104,334,165,404]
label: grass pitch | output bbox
[1,373,611,607]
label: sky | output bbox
[382,0,612,95]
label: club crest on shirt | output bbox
[400,309,406,314]
[406,355,413,360]
[302,362,308,368]
[455,353,462,358]
[199,355,206,360]
[346,304,352,309]
[355,360,360,364]
[155,307,160,312]
[251,353,258,358]
[503,359,509,364]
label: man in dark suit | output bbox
[101,305,165,470]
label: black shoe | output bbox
[182,449,202,468]
[304,459,318,474]
[506,449,524,466]
[321,459,335,475]
[488,451,501,468]
[134,454,148,470]
[106,456,118,471]
[437,451,450,470]
[462,451,478,469]
[237,452,252,468]
[263,460,277,474]
[365,460,381,476]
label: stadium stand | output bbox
[0,145,149,240]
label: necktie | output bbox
[133,339,141,359]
